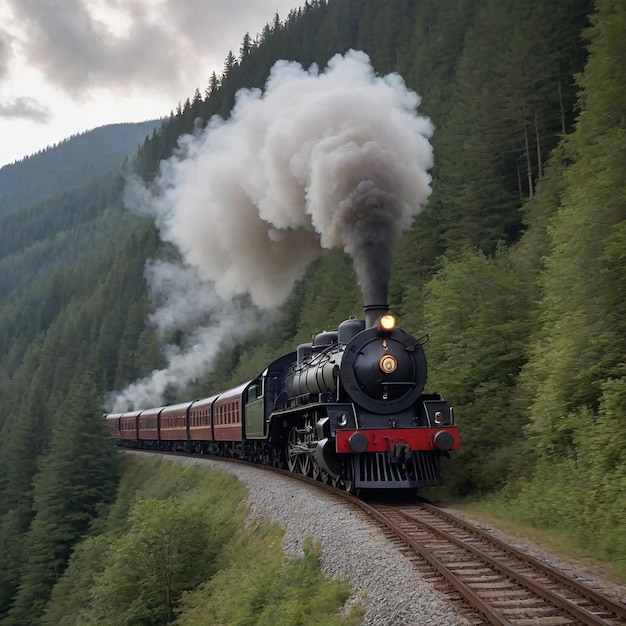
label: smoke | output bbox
[111,49,434,410]
[155,49,433,304]
[109,260,264,411]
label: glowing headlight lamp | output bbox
[377,314,396,332]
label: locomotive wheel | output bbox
[287,426,311,475]
[286,427,299,473]
[311,456,331,484]
[300,451,312,477]
[286,424,315,477]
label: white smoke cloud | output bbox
[144,261,217,335]
[109,300,260,411]
[112,49,434,410]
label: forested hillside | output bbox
[1,0,625,623]
[0,119,162,216]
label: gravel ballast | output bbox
[131,452,626,624]
[131,451,470,625]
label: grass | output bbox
[450,498,626,586]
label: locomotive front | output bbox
[281,304,459,492]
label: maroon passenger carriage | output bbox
[106,306,460,494]
[188,395,218,450]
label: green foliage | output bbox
[0,163,161,622]
[40,533,112,626]
[173,521,353,626]
[83,497,222,626]
[492,0,626,570]
[41,457,354,626]
[40,457,247,626]
[427,0,589,255]
[0,120,162,216]
[415,246,534,495]
[503,379,626,574]
[4,373,120,625]
[521,0,626,456]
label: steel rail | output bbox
[422,504,626,622]
[382,505,623,626]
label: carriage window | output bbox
[248,385,258,403]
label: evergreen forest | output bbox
[0,0,625,623]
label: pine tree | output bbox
[6,373,120,625]
[239,32,253,60]
[205,71,220,100]
[223,51,237,78]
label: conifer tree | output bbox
[205,71,220,99]
[6,373,120,625]
[239,32,253,60]
[223,50,237,78]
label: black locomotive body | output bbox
[106,305,459,493]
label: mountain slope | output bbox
[0,120,163,216]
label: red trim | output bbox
[335,427,460,453]
[159,429,186,440]
[137,429,158,440]
[189,427,213,441]
[213,425,243,441]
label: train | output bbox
[105,304,459,493]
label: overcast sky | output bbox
[0,0,300,168]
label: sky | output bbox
[0,0,300,168]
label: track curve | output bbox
[128,449,626,625]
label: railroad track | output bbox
[129,449,626,625]
[357,502,626,626]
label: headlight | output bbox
[377,314,396,332]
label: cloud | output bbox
[5,0,297,97]
[0,96,50,122]
[0,29,11,80]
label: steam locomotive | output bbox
[105,304,459,493]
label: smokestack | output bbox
[363,303,389,328]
